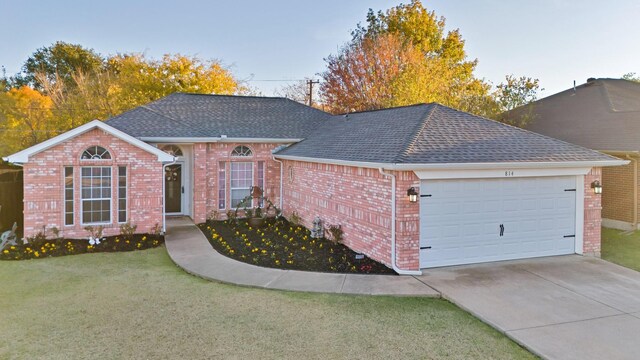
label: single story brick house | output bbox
[4,93,626,273]
[523,78,640,230]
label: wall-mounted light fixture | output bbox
[591,180,602,194]
[407,187,418,202]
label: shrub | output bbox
[226,210,237,222]
[119,221,137,240]
[288,211,302,226]
[50,227,61,240]
[327,224,344,244]
[150,223,162,236]
[84,225,104,240]
[207,210,220,221]
[26,231,47,246]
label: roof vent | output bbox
[587,77,597,83]
[220,135,227,139]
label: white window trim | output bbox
[80,146,112,161]
[218,162,226,210]
[231,145,253,157]
[81,166,113,226]
[117,166,128,224]
[63,166,74,227]
[230,162,253,208]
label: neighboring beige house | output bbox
[524,78,640,230]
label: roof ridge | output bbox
[140,105,208,136]
[334,103,430,116]
[394,104,437,163]
[172,92,289,100]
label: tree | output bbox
[12,41,104,91]
[623,72,640,82]
[492,75,541,127]
[0,86,59,155]
[320,0,490,113]
[275,78,321,107]
[105,53,241,113]
[0,44,244,156]
[321,33,423,112]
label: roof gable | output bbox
[3,120,175,164]
[522,78,640,151]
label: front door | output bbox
[165,164,182,214]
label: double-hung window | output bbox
[230,162,253,208]
[81,167,112,224]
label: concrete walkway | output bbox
[419,256,640,360]
[164,217,439,297]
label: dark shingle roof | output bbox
[276,103,616,164]
[522,78,640,152]
[106,93,331,139]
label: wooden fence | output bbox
[0,170,23,232]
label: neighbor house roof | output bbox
[2,120,175,164]
[522,78,640,152]
[274,103,623,168]
[105,93,331,140]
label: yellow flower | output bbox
[9,246,15,250]
[34,251,40,257]
[2,250,8,254]
[142,236,147,241]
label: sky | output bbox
[1,0,639,98]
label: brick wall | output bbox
[584,167,603,256]
[192,143,285,223]
[280,160,420,270]
[24,128,163,239]
[602,160,635,224]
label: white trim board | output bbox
[3,120,175,164]
[273,154,628,171]
[413,167,593,180]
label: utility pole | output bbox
[307,79,320,107]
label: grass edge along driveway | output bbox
[0,247,534,359]
[602,227,640,272]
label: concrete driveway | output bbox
[419,256,640,360]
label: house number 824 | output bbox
[504,171,514,177]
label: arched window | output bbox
[160,145,183,157]
[81,146,111,160]
[231,145,252,157]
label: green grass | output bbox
[0,248,534,359]
[602,227,640,271]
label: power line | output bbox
[245,79,306,82]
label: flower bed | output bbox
[0,234,164,260]
[198,218,395,274]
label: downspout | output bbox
[162,158,177,234]
[378,168,422,276]
[627,155,638,229]
[272,156,284,210]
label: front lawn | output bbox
[199,218,395,274]
[602,227,640,271]
[0,247,534,359]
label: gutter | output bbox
[378,168,422,276]
[273,154,628,171]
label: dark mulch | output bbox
[0,234,164,260]
[198,218,396,274]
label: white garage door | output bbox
[420,176,577,268]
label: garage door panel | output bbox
[420,176,577,268]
